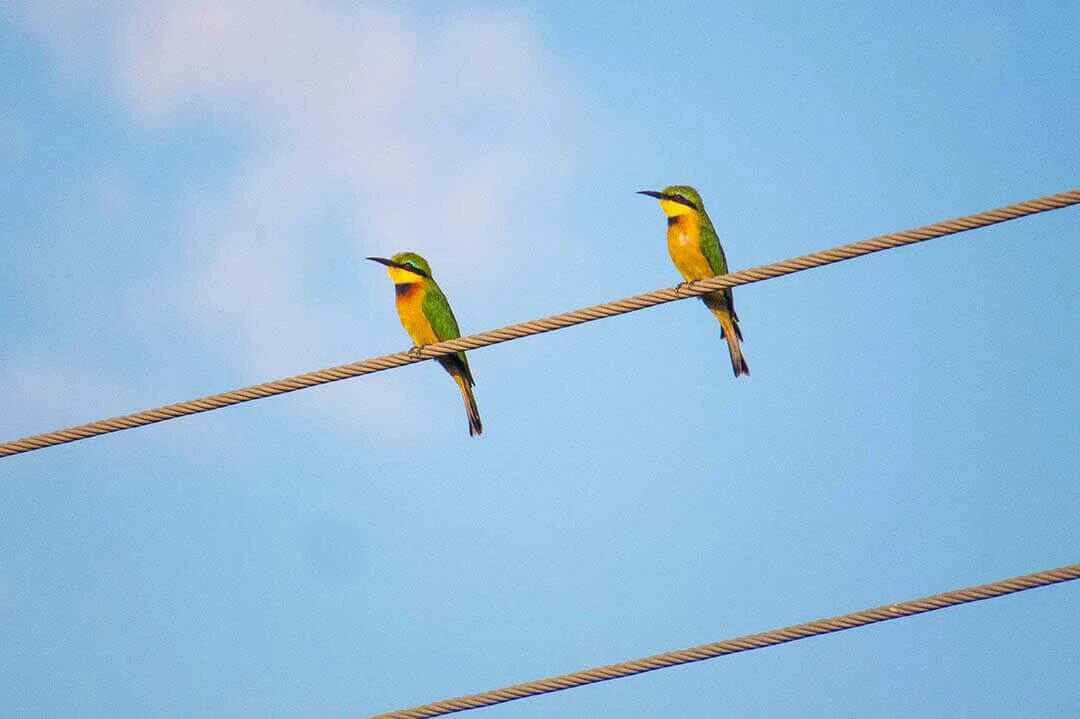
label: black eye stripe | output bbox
[399,262,429,278]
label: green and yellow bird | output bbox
[639,185,749,377]
[367,252,482,436]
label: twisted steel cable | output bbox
[372,563,1080,718]
[2,188,1078,459]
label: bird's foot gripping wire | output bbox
[408,345,427,360]
[675,280,697,296]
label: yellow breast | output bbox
[666,215,713,281]
[394,283,440,346]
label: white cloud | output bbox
[14,2,590,436]
[117,1,418,123]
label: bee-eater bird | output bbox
[638,185,750,377]
[367,252,482,436]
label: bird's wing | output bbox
[699,223,738,319]
[698,224,729,277]
[422,283,475,386]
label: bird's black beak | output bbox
[637,190,697,210]
[366,256,429,278]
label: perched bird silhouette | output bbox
[368,252,482,436]
[639,185,750,377]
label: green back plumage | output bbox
[698,220,728,278]
[421,282,475,385]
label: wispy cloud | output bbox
[13,2,592,435]
[127,2,586,366]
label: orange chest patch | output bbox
[394,283,439,345]
[666,217,712,281]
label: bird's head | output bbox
[366,251,433,284]
[637,185,705,219]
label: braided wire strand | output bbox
[373,563,1080,718]
[2,189,1078,458]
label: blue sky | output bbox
[2,1,1078,716]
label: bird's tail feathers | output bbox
[453,373,483,437]
[706,301,750,378]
